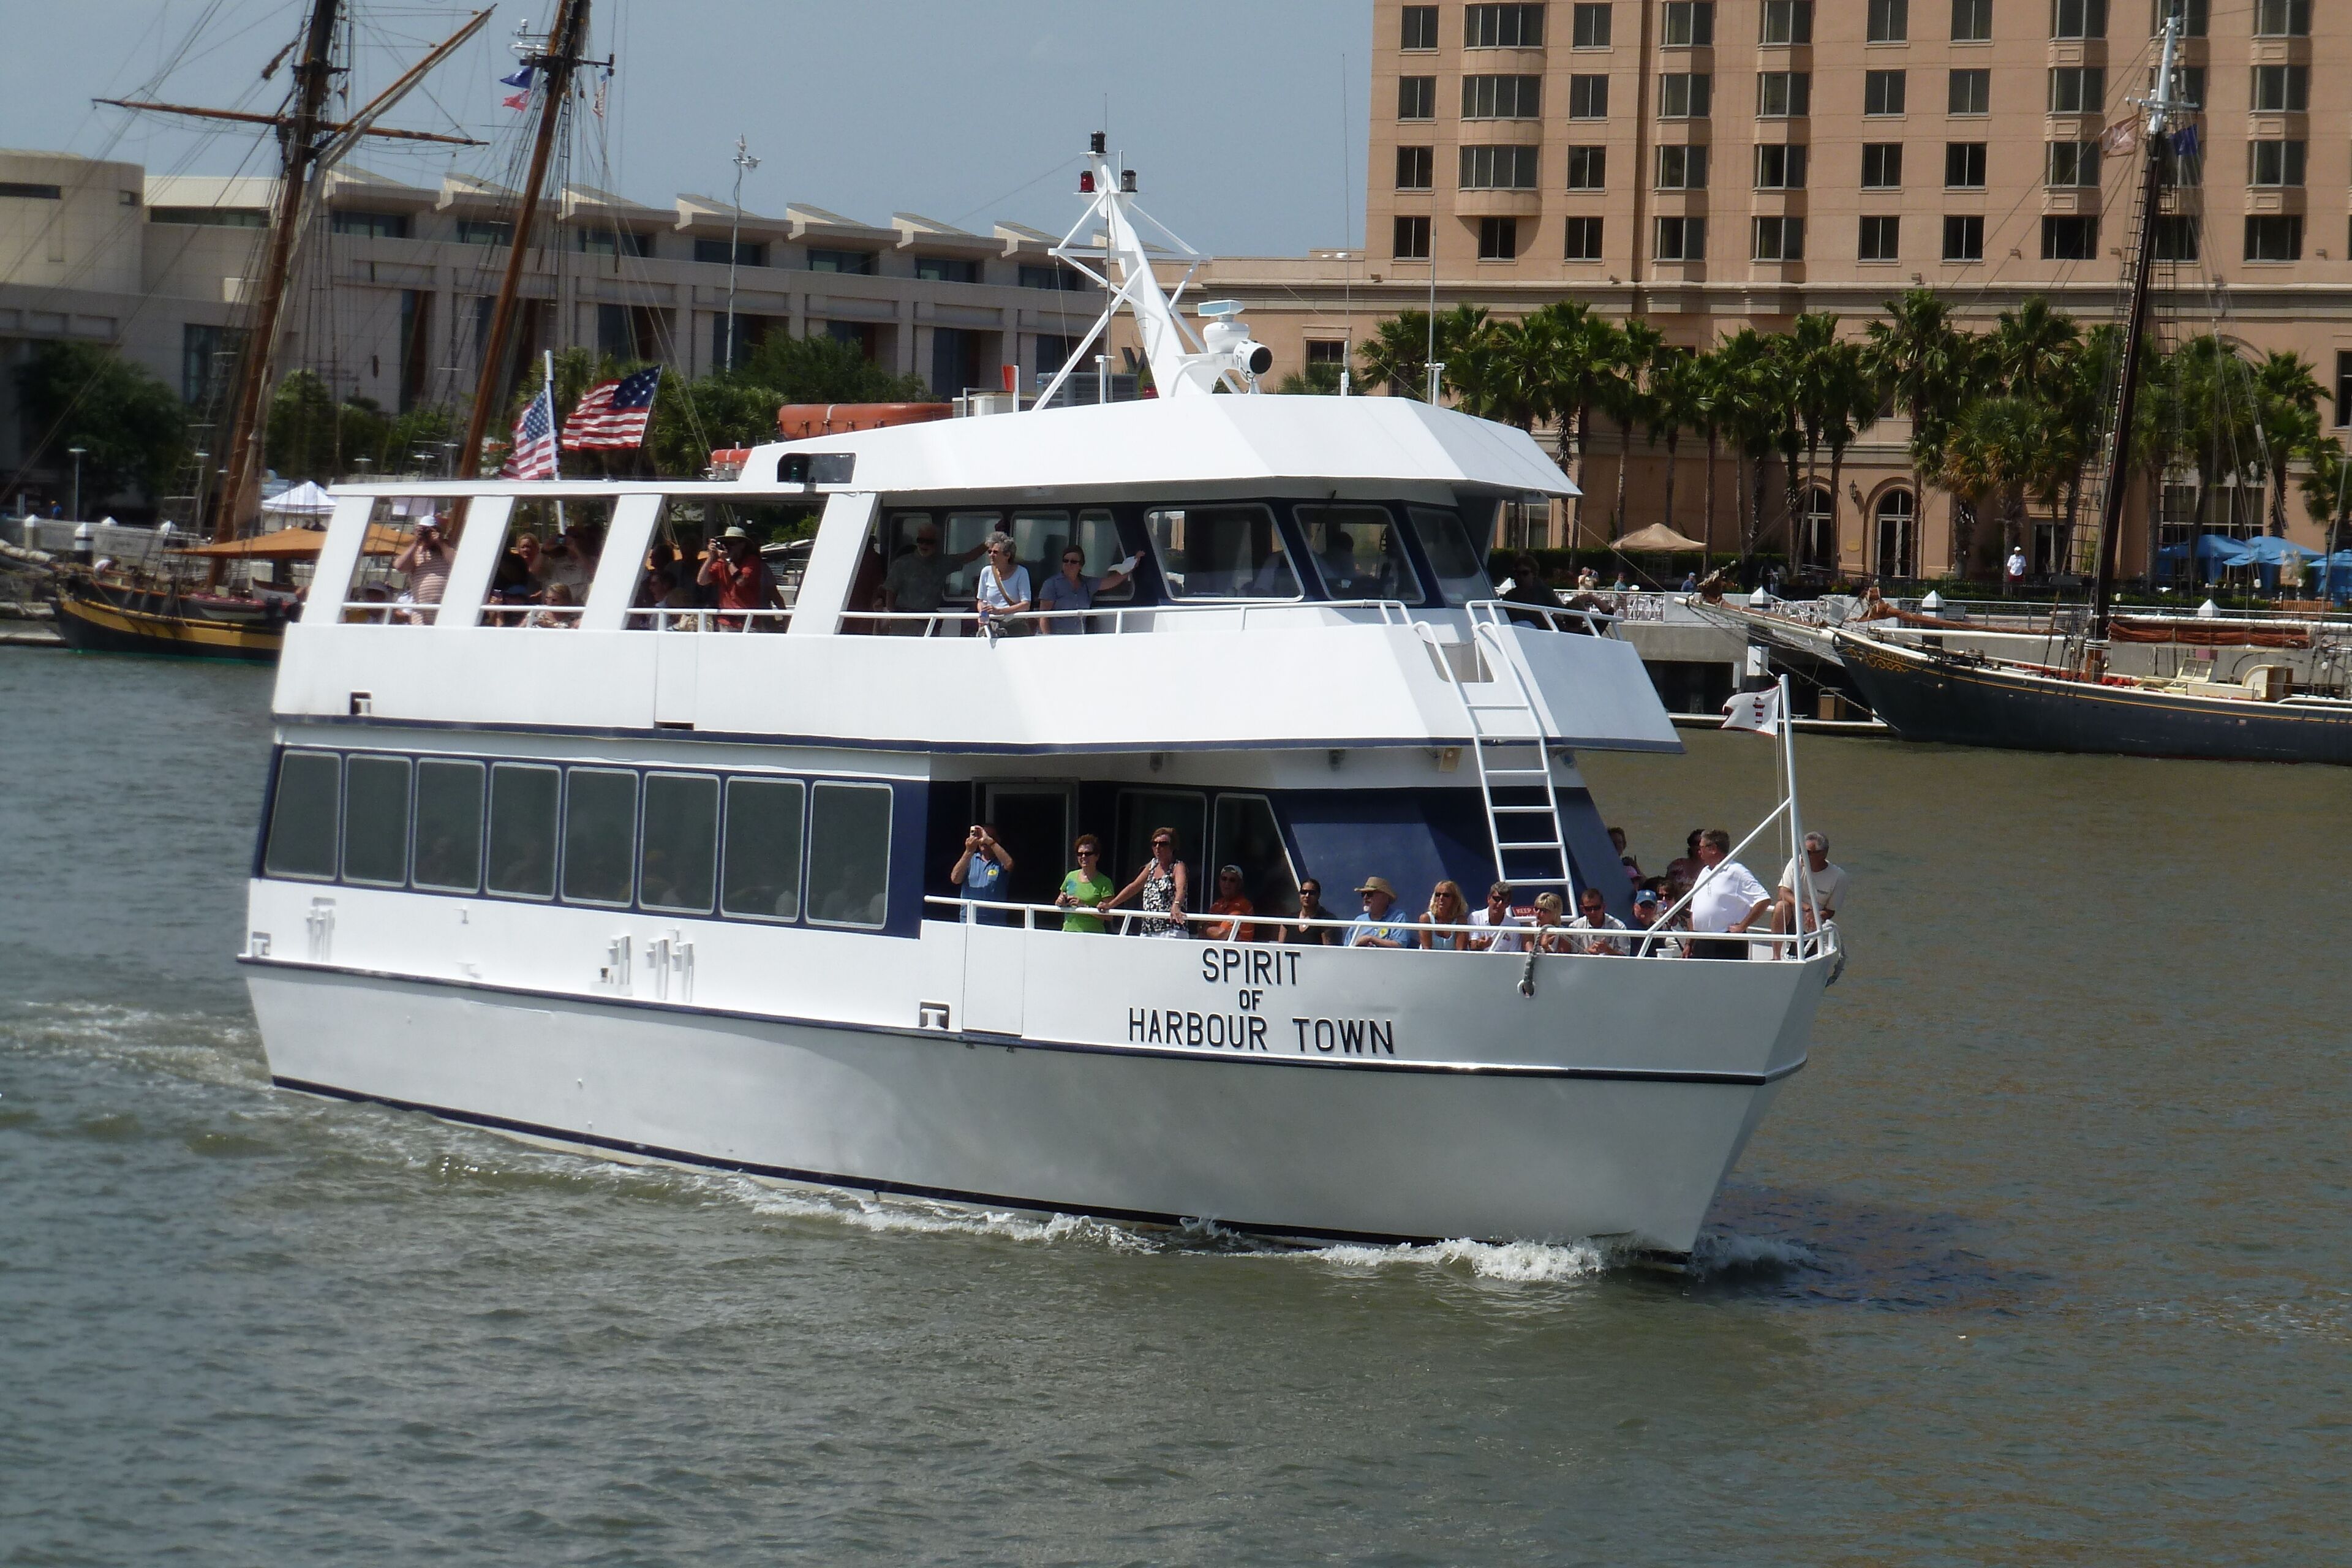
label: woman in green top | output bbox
[1055,834,1115,933]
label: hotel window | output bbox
[2048,67,2104,113]
[1571,3,1613,46]
[1397,146,1435,189]
[2335,350,2352,427]
[1392,215,1431,258]
[1759,1,1812,45]
[2244,214,2302,262]
[2248,140,2305,187]
[1477,216,1521,260]
[2051,0,2105,36]
[1401,4,1439,48]
[1662,1,1715,45]
[696,237,767,267]
[1945,141,1988,187]
[1752,216,1806,260]
[1869,0,1910,40]
[1862,143,1904,187]
[805,248,872,274]
[2152,0,2205,35]
[1952,0,1992,39]
[2151,213,2200,260]
[2041,215,2098,258]
[1464,74,1544,118]
[1757,72,1811,118]
[914,255,979,283]
[1564,216,1605,258]
[1943,214,1985,260]
[1860,215,1902,260]
[1949,68,1989,115]
[1565,145,1608,189]
[2171,66,2204,108]
[1460,145,1541,189]
[333,209,412,239]
[1659,72,1712,117]
[1654,215,1707,260]
[1464,3,1545,47]
[1398,75,1436,119]
[1865,70,1907,116]
[2046,140,2100,186]
[2250,66,2309,114]
[1567,75,1611,118]
[2253,0,2309,37]
[1656,144,1709,189]
[1755,143,1809,189]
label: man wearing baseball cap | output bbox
[1347,876,1418,949]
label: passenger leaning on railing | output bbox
[1282,879,1340,946]
[1346,878,1417,949]
[1104,827,1188,937]
[1774,831,1848,937]
[1466,881,1529,952]
[1566,886,1630,957]
[1202,865,1258,941]
[1054,834,1114,933]
[974,532,1031,637]
[1036,545,1135,634]
[880,524,981,634]
[1418,881,1469,950]
[1687,828,1773,961]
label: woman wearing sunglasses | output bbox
[1054,834,1115,933]
[1035,541,1137,634]
[1104,827,1189,937]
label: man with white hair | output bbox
[1776,831,1849,934]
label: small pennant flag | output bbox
[2169,123,2199,159]
[562,366,662,450]
[502,91,529,110]
[499,64,536,88]
[2100,120,2139,157]
[501,382,559,480]
[1720,685,1784,736]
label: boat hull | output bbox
[1835,631,2352,764]
[244,962,1800,1256]
[51,589,283,663]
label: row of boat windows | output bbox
[261,750,893,929]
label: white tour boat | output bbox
[239,142,1838,1258]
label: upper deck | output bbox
[280,394,1679,757]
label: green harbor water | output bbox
[1,649,2345,1565]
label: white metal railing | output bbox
[829,598,1423,636]
[1465,598,1616,638]
[618,607,794,631]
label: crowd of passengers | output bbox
[951,822,1848,957]
[384,514,796,630]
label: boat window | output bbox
[344,498,455,624]
[640,772,720,914]
[486,497,612,629]
[1009,509,1133,605]
[1114,790,1207,885]
[720,777,806,921]
[341,755,413,888]
[486,763,560,899]
[806,782,893,929]
[1212,794,1298,919]
[412,759,485,894]
[562,768,639,907]
[1408,506,1499,604]
[263,750,342,880]
[1296,505,1426,604]
[1144,504,1300,599]
[629,497,813,630]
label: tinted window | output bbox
[342,755,412,887]
[1145,504,1300,599]
[1010,508,1133,604]
[807,783,892,930]
[412,759,484,893]
[1408,507,1497,603]
[562,769,638,907]
[641,772,719,914]
[1213,794,1298,921]
[486,763,559,899]
[1114,790,1207,894]
[264,751,341,880]
[1295,505,1425,604]
[721,778,805,921]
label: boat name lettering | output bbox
[1129,1008,1270,1051]
[1291,1017,1398,1057]
[1200,946,1300,987]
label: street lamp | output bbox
[724,135,760,374]
[67,446,86,522]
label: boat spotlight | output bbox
[1198,300,1273,379]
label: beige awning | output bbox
[173,524,408,559]
[1614,522,1709,552]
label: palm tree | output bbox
[1357,311,1436,399]
[2297,434,2352,557]
[1690,347,1732,564]
[2171,334,2266,538]
[1989,295,2079,405]
[1605,320,1665,537]
[2250,350,2324,537]
[1939,396,2040,584]
[1711,328,1785,562]
[1645,349,1705,540]
[1525,302,1624,538]
[1817,340,1879,575]
[1864,288,1971,576]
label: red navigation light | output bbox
[1078,171,1096,193]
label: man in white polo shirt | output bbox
[1687,828,1771,961]
[1776,831,1849,935]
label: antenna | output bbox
[724,134,760,373]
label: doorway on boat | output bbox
[979,783,1076,909]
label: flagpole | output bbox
[1777,673,1817,958]
[545,348,565,535]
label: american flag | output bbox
[562,366,663,450]
[501,383,559,480]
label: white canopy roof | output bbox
[260,480,336,516]
[741,394,1579,499]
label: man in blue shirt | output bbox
[1347,876,1418,949]
[951,823,1016,923]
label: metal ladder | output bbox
[1426,614,1575,893]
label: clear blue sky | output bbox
[6,0,1373,256]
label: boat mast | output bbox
[213,0,344,541]
[454,0,594,480]
[2086,18,2181,656]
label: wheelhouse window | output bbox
[1145,505,1301,599]
[1408,507,1498,603]
[1011,508,1133,606]
[807,783,892,930]
[486,763,560,900]
[264,751,341,881]
[1212,794,1299,923]
[412,759,485,894]
[721,778,805,921]
[1296,505,1426,604]
[342,755,413,888]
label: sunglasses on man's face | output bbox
[1076,848,1098,857]
[1063,556,1084,565]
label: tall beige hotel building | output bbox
[1209,0,2349,581]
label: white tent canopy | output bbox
[260,480,336,517]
